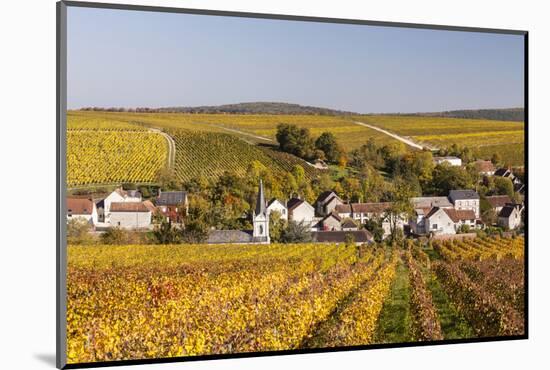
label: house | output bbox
[287,198,316,227]
[424,207,457,235]
[315,191,344,216]
[449,190,480,218]
[433,156,462,166]
[102,187,142,223]
[67,197,98,226]
[335,202,403,238]
[252,180,269,243]
[411,196,453,210]
[317,213,342,231]
[334,204,352,219]
[410,197,453,235]
[341,219,359,231]
[409,207,432,235]
[109,202,152,229]
[266,199,288,221]
[485,195,512,213]
[156,190,188,223]
[498,204,523,230]
[444,209,478,230]
[312,230,373,245]
[494,168,521,184]
[474,160,496,176]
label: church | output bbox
[206,180,271,244]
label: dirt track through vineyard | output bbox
[352,121,435,150]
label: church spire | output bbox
[255,179,266,216]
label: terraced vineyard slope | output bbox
[170,130,321,182]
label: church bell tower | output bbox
[252,179,270,243]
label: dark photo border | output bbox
[56,1,528,368]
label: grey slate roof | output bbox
[315,191,338,205]
[449,190,480,201]
[498,205,516,218]
[411,196,453,209]
[156,191,187,206]
[255,180,267,216]
[312,230,373,243]
[206,230,253,244]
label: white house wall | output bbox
[427,211,456,235]
[110,212,151,229]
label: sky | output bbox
[67,7,525,113]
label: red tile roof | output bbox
[443,209,476,222]
[485,195,512,209]
[351,202,391,214]
[67,198,94,215]
[110,202,150,213]
[335,204,351,213]
[474,160,495,173]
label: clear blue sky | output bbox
[67,7,524,113]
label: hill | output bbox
[407,108,524,122]
[80,102,357,116]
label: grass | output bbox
[424,270,475,339]
[375,256,413,343]
[421,245,475,339]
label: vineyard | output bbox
[68,111,402,149]
[353,115,525,166]
[67,131,168,186]
[169,130,321,182]
[66,236,525,364]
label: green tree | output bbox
[363,218,385,243]
[180,219,209,243]
[153,219,181,244]
[269,211,286,243]
[494,177,515,198]
[491,153,502,166]
[281,220,313,243]
[67,218,94,245]
[275,124,315,160]
[315,132,342,163]
[385,179,415,243]
[155,167,180,191]
[101,227,128,245]
[431,163,473,195]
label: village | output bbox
[67,156,525,245]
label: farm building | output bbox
[267,199,288,221]
[424,207,457,235]
[498,204,523,230]
[109,202,152,229]
[317,213,342,231]
[315,191,344,216]
[67,197,98,226]
[287,198,316,227]
[341,219,359,231]
[474,160,496,176]
[449,190,480,218]
[411,196,453,210]
[156,190,188,223]
[485,195,512,213]
[433,156,462,166]
[101,187,142,223]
